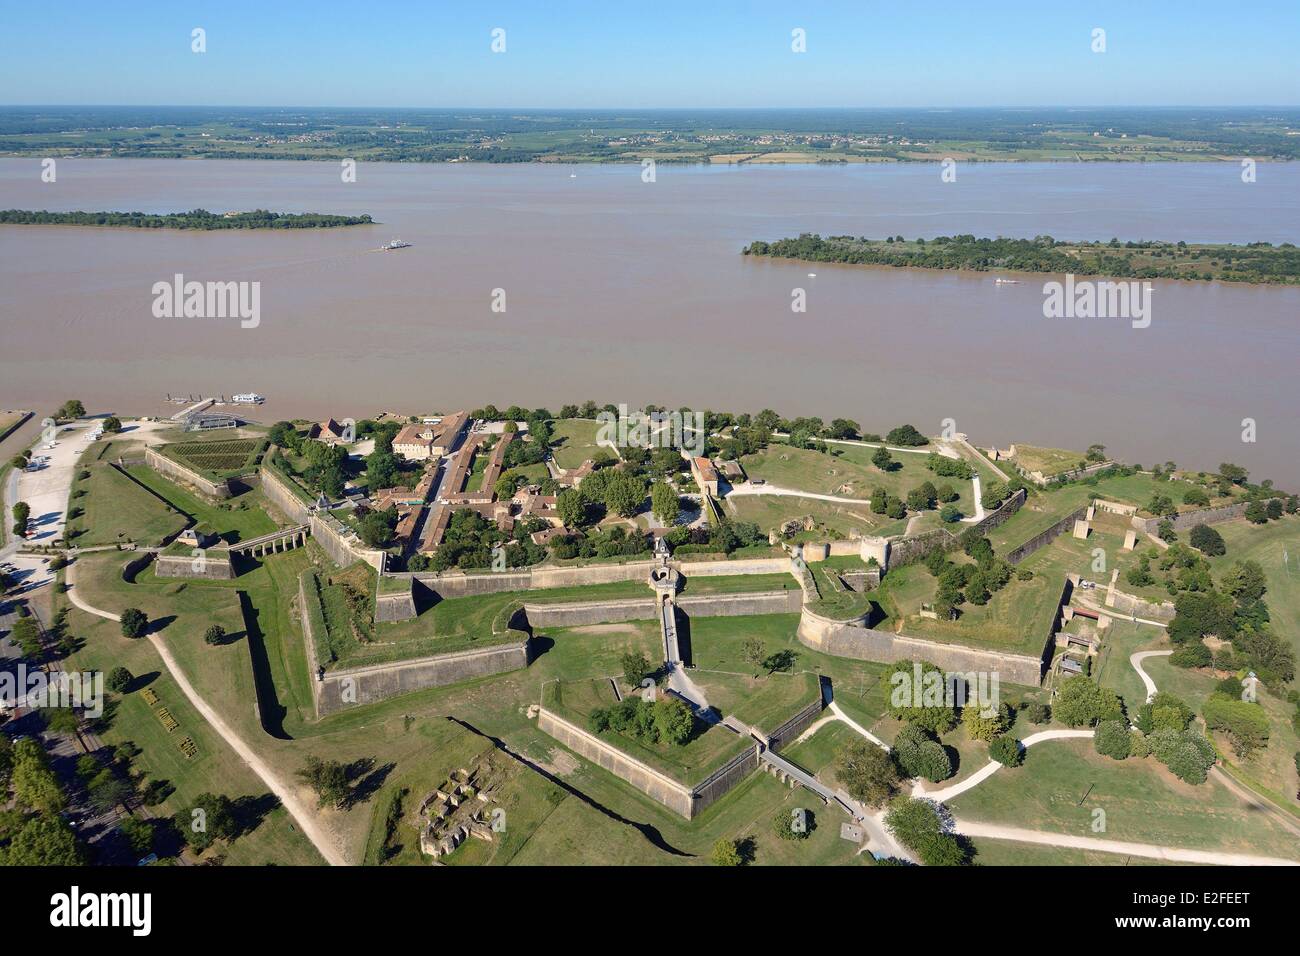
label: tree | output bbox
[710,838,743,866]
[0,816,85,866]
[102,415,123,433]
[871,446,894,471]
[602,473,645,518]
[358,506,398,548]
[892,724,953,782]
[297,756,351,809]
[1136,692,1194,734]
[12,500,30,537]
[988,735,1022,767]
[365,449,399,490]
[621,652,653,688]
[742,638,767,677]
[177,792,239,851]
[1053,676,1124,728]
[119,817,155,856]
[1170,641,1212,668]
[962,701,1011,741]
[834,740,901,808]
[119,607,148,639]
[884,797,967,865]
[556,488,586,528]
[203,624,226,646]
[653,696,694,746]
[58,399,86,419]
[1189,523,1226,556]
[1202,694,1270,758]
[885,660,958,734]
[11,739,67,815]
[1025,702,1052,724]
[651,482,680,525]
[106,666,133,693]
[1148,728,1216,784]
[885,424,928,447]
[1094,720,1132,760]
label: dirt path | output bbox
[953,819,1299,866]
[64,561,349,866]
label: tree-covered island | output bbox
[0,208,374,229]
[743,233,1300,284]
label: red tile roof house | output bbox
[690,456,720,496]
[392,411,470,461]
[308,418,350,445]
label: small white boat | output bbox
[383,239,411,250]
[807,272,817,278]
[993,277,1021,285]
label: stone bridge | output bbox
[229,524,310,558]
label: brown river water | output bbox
[1,158,1297,485]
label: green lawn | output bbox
[724,493,882,538]
[59,604,324,865]
[947,738,1300,860]
[874,561,1058,656]
[68,462,188,547]
[550,419,607,470]
[542,678,751,784]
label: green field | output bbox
[947,738,1300,860]
[160,437,265,477]
[1009,444,1088,477]
[68,462,188,547]
[874,561,1058,656]
[550,418,607,470]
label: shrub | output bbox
[203,624,226,646]
[773,808,812,841]
[1054,676,1124,728]
[988,735,1022,767]
[1189,523,1226,556]
[106,667,133,694]
[1025,702,1051,724]
[1170,642,1212,669]
[710,838,743,866]
[1094,720,1132,760]
[1148,728,1217,784]
[883,797,968,866]
[1202,694,1270,758]
[962,701,1012,742]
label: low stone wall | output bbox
[523,590,802,629]
[765,688,827,751]
[1005,505,1089,564]
[144,447,232,499]
[1134,498,1284,535]
[309,514,386,573]
[259,463,313,524]
[524,597,657,628]
[407,555,793,600]
[537,706,698,817]
[374,577,417,623]
[1094,499,1137,516]
[155,551,235,580]
[797,610,1046,686]
[690,746,760,816]
[315,639,529,716]
[298,572,326,715]
[971,487,1027,536]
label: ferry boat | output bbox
[383,239,412,250]
[231,393,265,405]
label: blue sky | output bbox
[2,1,1296,108]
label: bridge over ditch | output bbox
[228,524,310,558]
